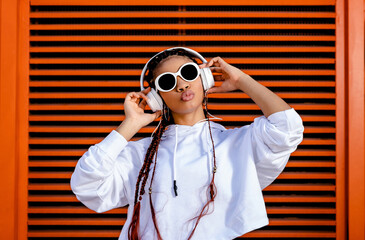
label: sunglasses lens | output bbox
[181,64,199,81]
[158,74,176,91]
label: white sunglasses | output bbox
[154,62,201,92]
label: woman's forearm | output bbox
[237,73,291,118]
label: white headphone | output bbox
[140,47,215,112]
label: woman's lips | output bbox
[181,90,195,102]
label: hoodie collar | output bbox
[162,120,225,138]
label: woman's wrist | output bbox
[115,118,142,141]
[236,73,255,92]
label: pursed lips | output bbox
[180,90,195,102]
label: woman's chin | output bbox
[170,104,204,116]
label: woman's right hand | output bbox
[123,88,162,128]
[116,88,161,141]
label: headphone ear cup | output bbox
[146,89,163,112]
[200,68,215,91]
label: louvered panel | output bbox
[30,35,336,41]
[31,23,336,30]
[29,2,336,240]
[30,58,335,63]
[30,11,336,18]
[30,0,335,5]
[30,46,336,53]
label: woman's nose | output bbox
[176,77,190,92]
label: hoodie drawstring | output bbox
[173,125,178,197]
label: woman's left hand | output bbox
[201,57,291,118]
[200,57,249,94]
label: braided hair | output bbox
[128,48,217,240]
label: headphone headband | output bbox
[139,47,214,112]
[140,47,207,91]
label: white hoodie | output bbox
[71,108,304,240]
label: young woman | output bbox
[71,47,304,240]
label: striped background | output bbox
[28,1,337,239]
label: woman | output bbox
[71,47,304,240]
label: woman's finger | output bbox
[206,86,223,94]
[126,92,138,102]
[139,98,148,109]
[153,110,162,120]
[207,56,225,68]
[199,63,208,69]
[210,67,222,73]
[126,92,136,99]
[133,91,149,102]
[145,110,162,122]
[207,58,217,67]
[213,75,223,81]
[141,87,151,95]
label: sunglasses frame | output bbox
[154,62,201,92]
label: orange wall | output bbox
[0,0,17,237]
[0,0,28,239]
[347,0,365,238]
[0,0,364,239]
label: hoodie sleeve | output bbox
[70,130,146,213]
[249,108,304,189]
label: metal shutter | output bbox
[28,1,337,239]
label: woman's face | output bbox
[153,56,205,117]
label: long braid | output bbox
[148,138,163,240]
[205,95,218,202]
[128,116,169,240]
